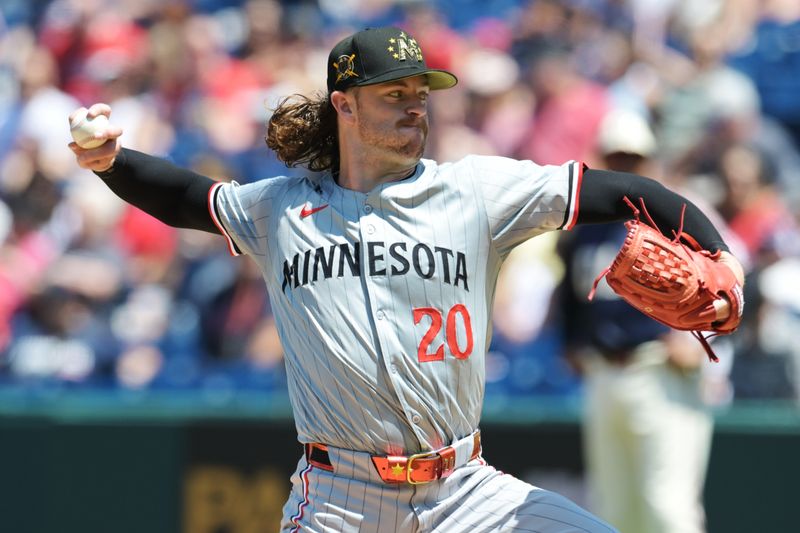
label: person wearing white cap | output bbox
[557,109,719,533]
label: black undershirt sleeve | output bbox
[93,154,728,252]
[94,148,219,234]
[576,168,729,253]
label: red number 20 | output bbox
[413,304,474,362]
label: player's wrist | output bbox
[92,148,126,179]
[93,159,116,177]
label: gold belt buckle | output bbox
[406,450,439,485]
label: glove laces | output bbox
[587,196,722,362]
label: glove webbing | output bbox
[587,196,722,363]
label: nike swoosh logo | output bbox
[300,203,329,218]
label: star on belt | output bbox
[391,463,405,478]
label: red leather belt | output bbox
[305,431,482,485]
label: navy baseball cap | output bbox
[327,26,458,93]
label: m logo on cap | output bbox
[388,32,423,62]
[325,26,456,92]
[333,54,358,83]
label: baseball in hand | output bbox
[70,108,110,149]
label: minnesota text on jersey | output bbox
[281,240,470,292]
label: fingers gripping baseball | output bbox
[712,251,745,322]
[68,103,123,172]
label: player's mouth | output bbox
[398,126,423,136]
[398,124,427,144]
[397,118,427,131]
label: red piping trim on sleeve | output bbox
[564,161,584,230]
[207,182,240,256]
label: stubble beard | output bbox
[357,115,428,164]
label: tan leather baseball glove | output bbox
[588,198,744,362]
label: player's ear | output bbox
[330,90,356,124]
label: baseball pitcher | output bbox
[68,26,743,533]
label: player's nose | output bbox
[406,94,428,117]
[405,97,427,118]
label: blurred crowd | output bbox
[1,0,799,405]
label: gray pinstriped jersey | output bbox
[211,155,582,455]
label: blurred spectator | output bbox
[727,267,797,401]
[183,254,273,362]
[715,143,800,266]
[556,109,715,533]
[749,257,800,400]
[509,0,571,67]
[517,43,609,166]
[652,17,761,169]
[5,287,96,382]
[0,162,77,351]
[712,142,800,403]
[488,232,579,398]
[727,0,800,149]
[15,41,81,180]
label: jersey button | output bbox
[411,414,421,425]
[376,310,385,320]
[364,204,373,214]
[390,364,397,374]
[366,224,375,234]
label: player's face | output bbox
[353,76,430,165]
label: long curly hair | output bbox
[266,92,339,173]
